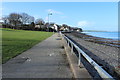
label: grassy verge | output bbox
[2,28,53,63]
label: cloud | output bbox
[46,9,63,15]
[78,21,95,27]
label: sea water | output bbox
[82,32,119,40]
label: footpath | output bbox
[2,33,73,78]
[2,33,91,79]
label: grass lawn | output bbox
[2,28,53,63]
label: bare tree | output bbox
[21,13,30,24]
[8,13,22,29]
[35,18,45,30]
[2,16,8,24]
[2,16,9,28]
[21,13,35,24]
[28,16,35,24]
[62,24,68,28]
[35,18,45,25]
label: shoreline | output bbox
[73,32,120,48]
[82,31,119,40]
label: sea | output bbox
[82,32,119,40]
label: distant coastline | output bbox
[82,31,119,40]
[67,31,120,48]
[83,30,118,32]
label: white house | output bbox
[35,25,40,28]
[50,24,58,32]
[53,24,58,31]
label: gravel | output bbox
[64,32,120,79]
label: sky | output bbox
[2,2,118,31]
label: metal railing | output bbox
[60,32,114,80]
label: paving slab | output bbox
[2,33,73,78]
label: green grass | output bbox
[2,28,53,63]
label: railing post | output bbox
[71,44,73,54]
[68,41,69,47]
[78,51,81,67]
[59,31,62,37]
[64,37,68,45]
[60,31,61,35]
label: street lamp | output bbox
[48,12,52,25]
[48,12,52,32]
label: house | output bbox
[71,27,82,32]
[59,26,70,32]
[46,23,59,32]
[0,22,3,28]
[50,24,58,32]
[35,25,40,28]
[54,24,58,31]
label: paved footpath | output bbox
[2,33,73,78]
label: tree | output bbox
[29,16,34,24]
[30,22,35,30]
[8,13,22,29]
[21,13,30,24]
[62,24,68,28]
[35,18,45,25]
[2,16,8,24]
[21,13,35,24]
[2,16,9,28]
[49,22,55,26]
[35,18,45,30]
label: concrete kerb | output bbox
[61,37,92,79]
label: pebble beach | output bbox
[64,32,120,79]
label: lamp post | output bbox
[48,12,52,24]
[48,12,52,32]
